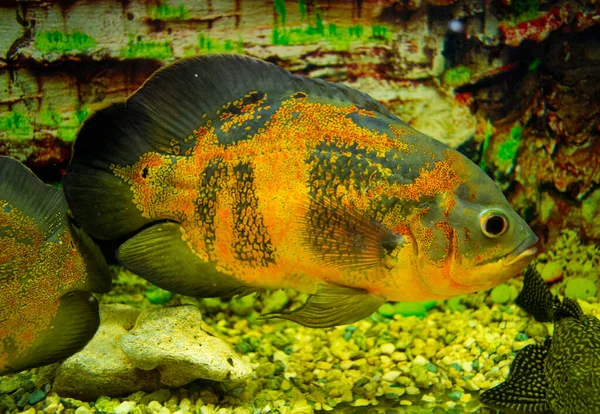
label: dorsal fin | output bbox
[127,53,399,152]
[0,156,65,238]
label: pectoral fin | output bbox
[479,343,550,412]
[262,284,385,328]
[117,222,248,297]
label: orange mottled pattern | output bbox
[0,201,87,365]
[111,93,467,294]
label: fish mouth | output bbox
[503,233,538,267]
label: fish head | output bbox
[545,313,600,412]
[395,155,537,298]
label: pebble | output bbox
[412,355,428,366]
[380,343,395,355]
[44,404,59,414]
[114,401,136,414]
[541,261,563,282]
[179,398,192,414]
[463,380,480,391]
[381,371,401,382]
[461,361,473,372]
[406,386,420,395]
[75,407,92,414]
[146,401,163,414]
[353,398,370,407]
[421,394,436,403]
[391,352,407,361]
[28,389,46,405]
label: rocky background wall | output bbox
[0,0,598,250]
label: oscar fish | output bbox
[480,265,600,413]
[63,54,537,328]
[0,156,111,374]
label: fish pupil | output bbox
[485,215,506,236]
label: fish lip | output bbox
[473,233,538,267]
[502,233,538,267]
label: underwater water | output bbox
[1,1,600,414]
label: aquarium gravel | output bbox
[3,268,598,414]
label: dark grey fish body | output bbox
[545,306,600,413]
[480,266,600,414]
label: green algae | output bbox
[479,119,493,172]
[150,3,190,20]
[39,110,62,128]
[272,24,390,48]
[273,0,287,25]
[443,66,472,86]
[528,58,542,71]
[145,285,173,305]
[446,296,467,312]
[0,111,33,138]
[34,31,96,55]
[378,301,437,318]
[197,33,244,54]
[504,0,540,24]
[121,38,173,60]
[494,124,523,172]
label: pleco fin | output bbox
[515,265,559,322]
[67,216,112,293]
[0,156,65,237]
[63,102,155,240]
[555,297,584,320]
[298,195,404,271]
[3,291,99,374]
[262,284,386,328]
[117,221,247,297]
[479,343,551,413]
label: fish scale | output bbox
[0,156,111,374]
[63,54,537,327]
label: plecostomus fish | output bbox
[63,54,537,327]
[0,156,111,374]
[480,265,600,413]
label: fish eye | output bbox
[479,209,509,238]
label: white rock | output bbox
[380,343,396,355]
[114,401,136,414]
[382,371,401,382]
[53,305,159,400]
[121,305,252,387]
[412,355,428,366]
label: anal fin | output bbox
[3,291,100,374]
[262,284,385,328]
[117,222,248,297]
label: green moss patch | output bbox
[150,3,190,20]
[443,66,472,87]
[121,38,173,60]
[34,31,97,54]
[0,111,33,138]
